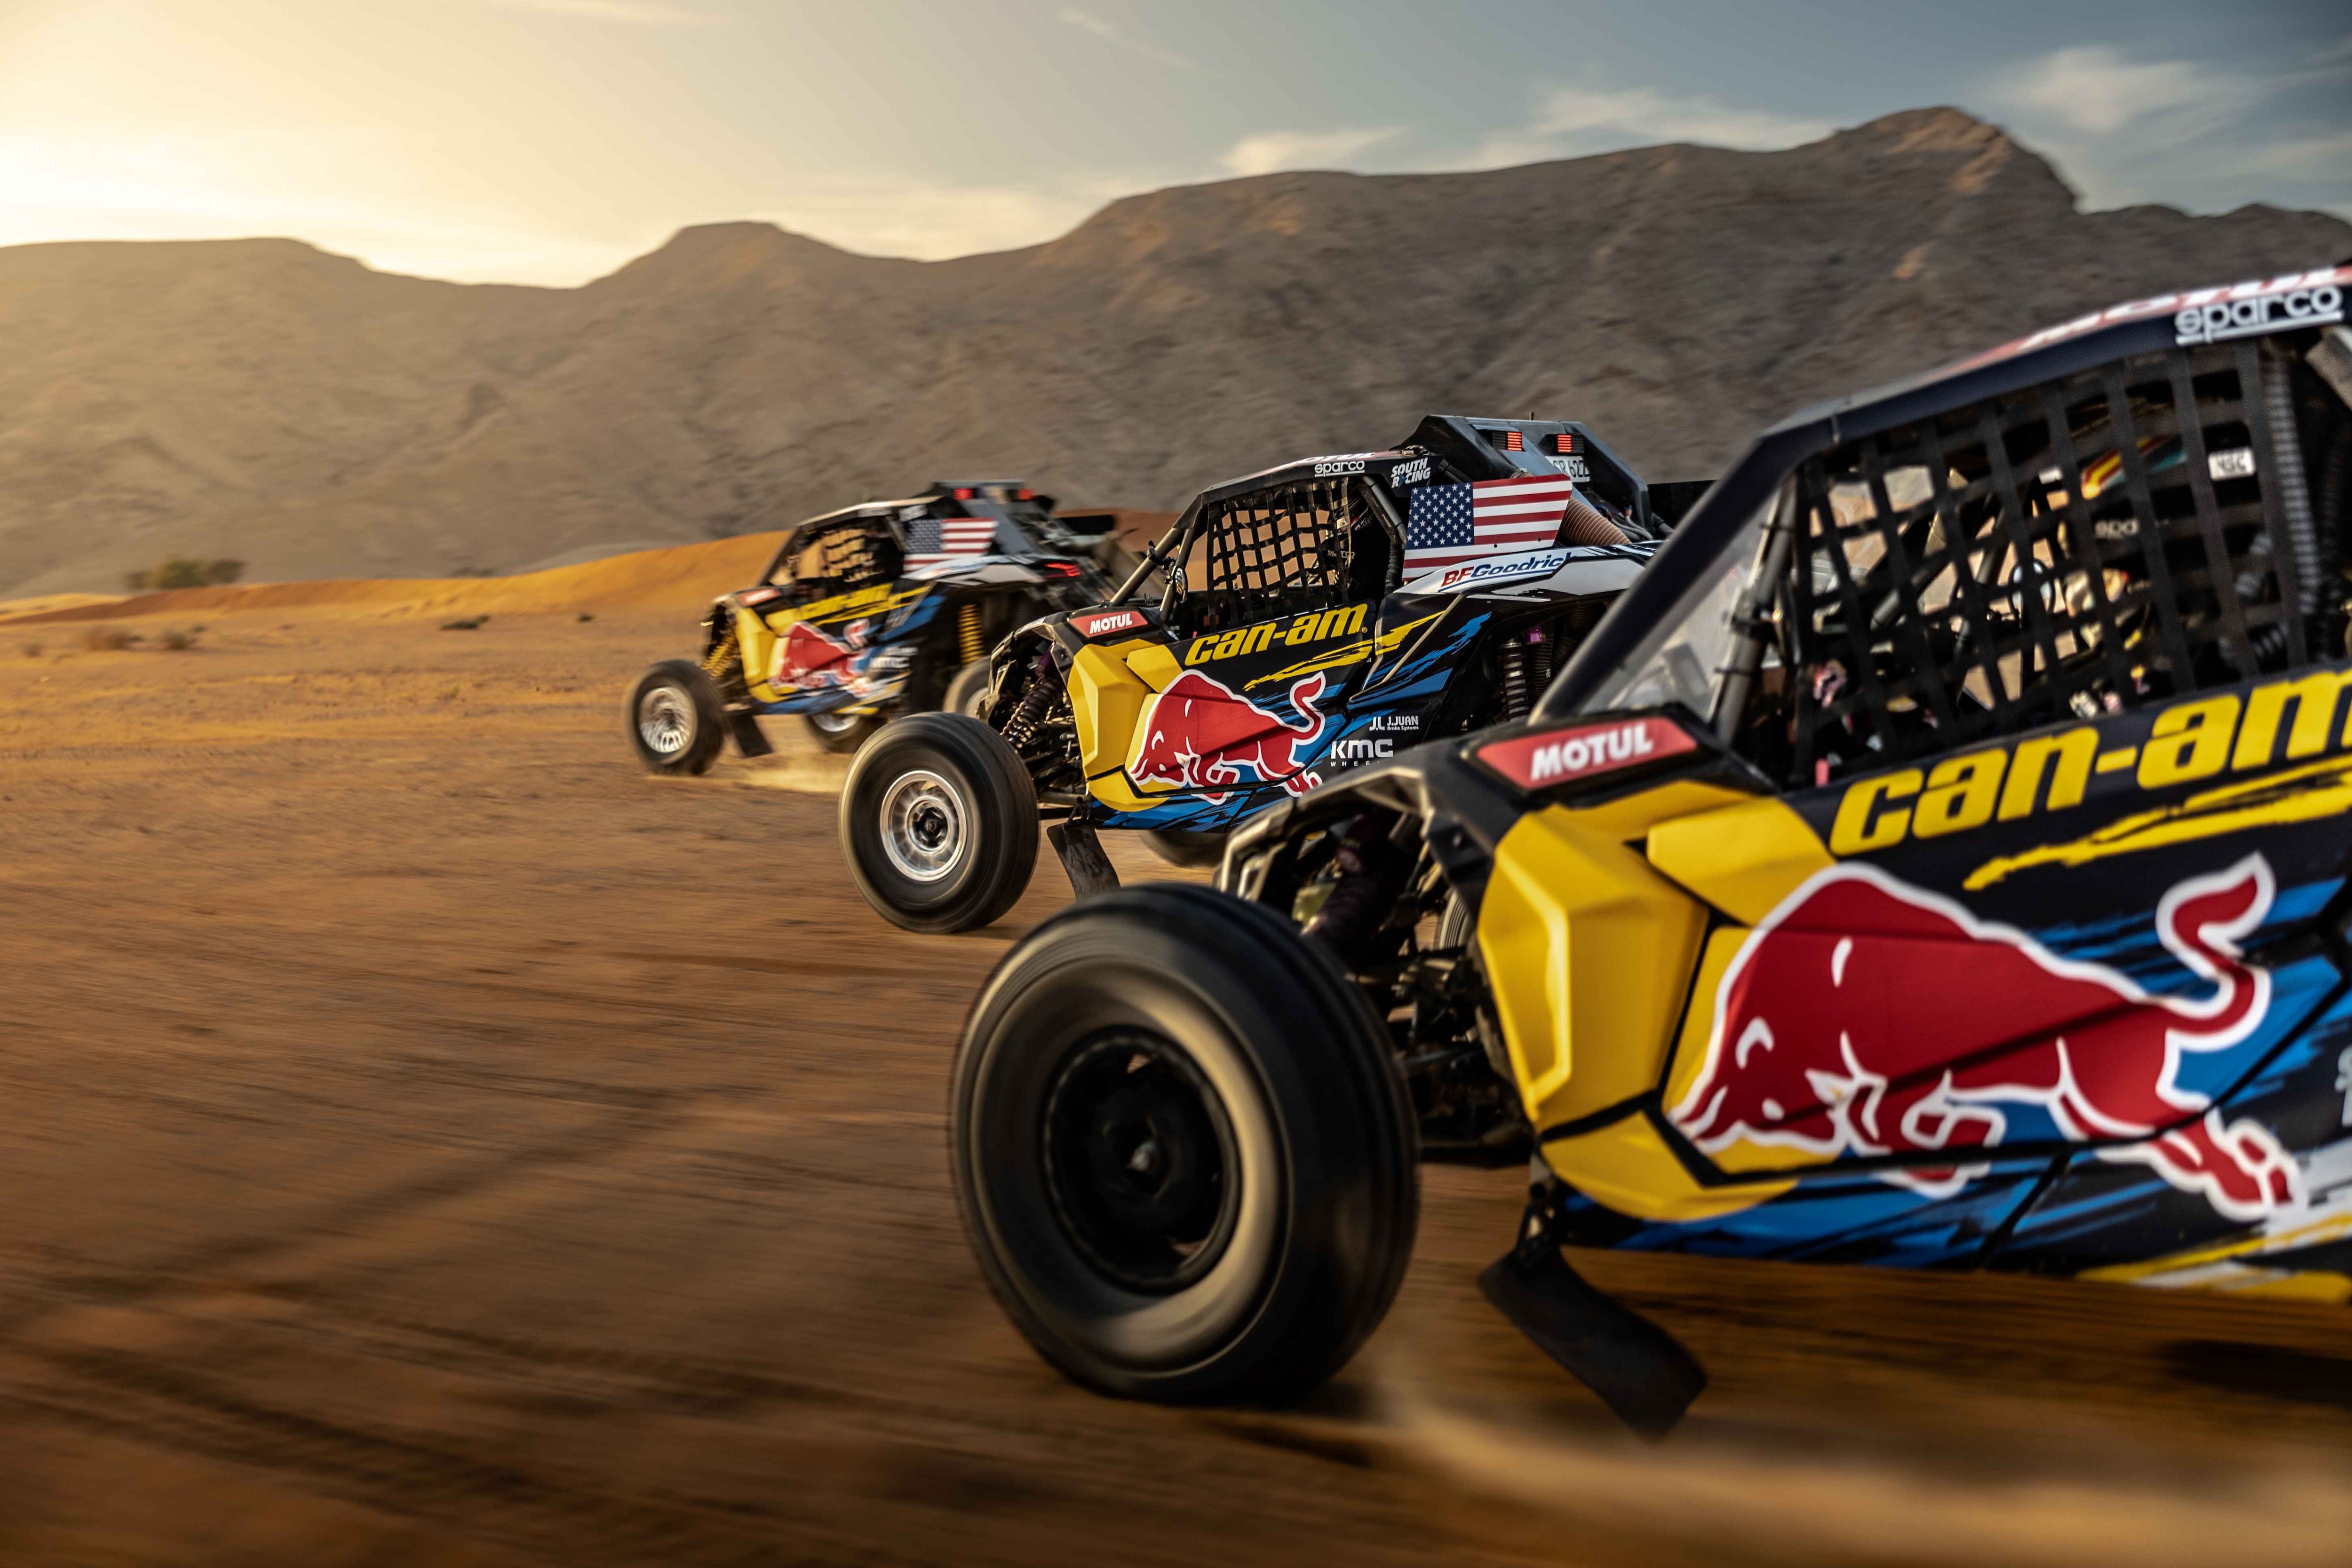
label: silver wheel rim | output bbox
[810,710,860,734]
[637,684,694,755]
[880,768,967,884]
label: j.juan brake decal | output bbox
[1476,716,1695,790]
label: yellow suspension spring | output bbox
[958,602,985,665]
[702,638,741,681]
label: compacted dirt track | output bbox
[2,607,2350,1568]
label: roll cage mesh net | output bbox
[1771,340,2340,788]
[1176,476,1394,635]
[799,519,901,593]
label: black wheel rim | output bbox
[1041,1031,1240,1294]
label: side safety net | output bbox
[1178,477,1393,636]
[1779,339,2349,788]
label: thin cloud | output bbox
[2000,46,2261,139]
[1221,127,1400,178]
[1057,8,1196,72]
[1985,44,2352,219]
[1469,83,1834,168]
[490,0,715,25]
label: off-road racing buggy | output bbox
[840,416,1704,931]
[946,268,2352,1435]
[626,481,1120,768]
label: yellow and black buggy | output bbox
[839,416,1702,932]
[626,482,1119,769]
[947,270,2352,1434]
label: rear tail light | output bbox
[954,487,976,500]
[1041,561,1083,578]
[1549,432,1576,455]
[1503,429,1524,451]
[1016,488,1035,501]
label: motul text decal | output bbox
[1476,716,1694,791]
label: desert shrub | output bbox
[81,627,136,651]
[440,616,488,631]
[159,627,199,650]
[451,565,498,578]
[148,559,209,590]
[137,557,246,591]
[18,642,40,658]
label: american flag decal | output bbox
[906,515,1001,568]
[1403,475,1575,576]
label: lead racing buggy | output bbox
[839,416,1697,931]
[946,269,2352,1434]
[626,482,1119,769]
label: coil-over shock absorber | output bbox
[1500,639,1530,722]
[1004,649,1061,749]
[958,602,985,665]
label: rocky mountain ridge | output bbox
[4,107,2346,595]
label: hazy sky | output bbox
[3,0,2346,285]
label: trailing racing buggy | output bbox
[946,269,2352,1433]
[626,482,1118,768]
[840,416,1699,931]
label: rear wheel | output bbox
[804,708,884,753]
[951,885,1418,1404]
[627,659,726,775]
[944,659,993,718]
[841,713,1039,932]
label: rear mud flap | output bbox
[1048,820,1120,897]
[1479,1212,1705,1440]
[727,712,775,758]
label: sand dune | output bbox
[0,530,787,626]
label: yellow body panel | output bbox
[1065,638,1164,812]
[735,606,780,701]
[1568,779,1760,844]
[1539,1111,1793,1221]
[1659,927,1750,1119]
[1478,805,1709,1131]
[1645,795,1835,922]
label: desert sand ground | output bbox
[2,572,2350,1568]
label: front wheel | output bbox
[627,659,726,775]
[840,713,1040,932]
[951,885,1418,1404]
[804,708,884,753]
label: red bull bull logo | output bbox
[771,619,859,691]
[1129,670,1329,802]
[1669,855,2299,1221]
